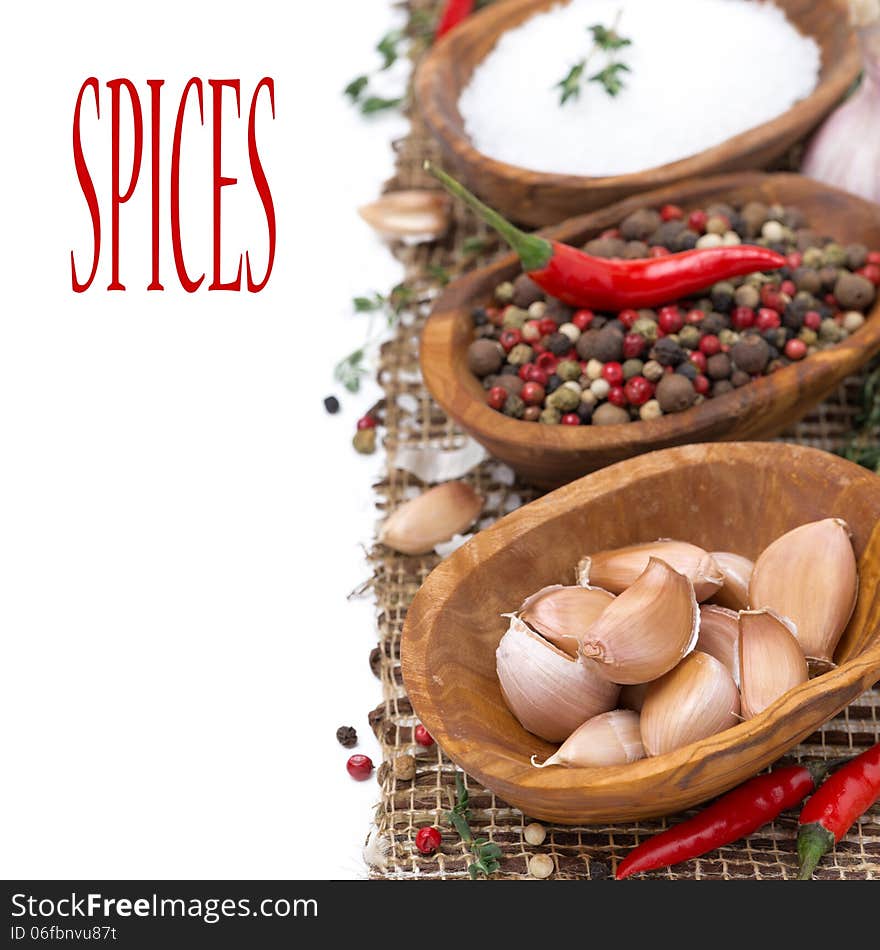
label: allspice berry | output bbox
[391,754,416,781]
[706,352,732,381]
[495,374,524,395]
[576,326,624,362]
[336,726,358,748]
[512,274,544,308]
[656,374,696,413]
[620,208,661,241]
[592,403,630,426]
[834,272,876,310]
[467,338,503,376]
[731,335,770,375]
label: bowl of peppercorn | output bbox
[420,172,880,488]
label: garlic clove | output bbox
[619,682,651,712]
[358,190,451,241]
[640,651,741,756]
[496,616,620,742]
[578,540,724,601]
[519,584,615,657]
[580,558,700,685]
[532,710,644,768]
[738,609,808,719]
[748,518,858,668]
[379,481,483,555]
[710,552,754,610]
[697,604,741,686]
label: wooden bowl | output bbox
[421,172,880,490]
[401,442,880,824]
[416,0,861,227]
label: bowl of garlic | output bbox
[400,442,880,824]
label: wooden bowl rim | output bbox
[416,0,862,191]
[401,442,880,802]
[421,172,880,457]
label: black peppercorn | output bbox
[652,337,686,367]
[711,281,735,312]
[701,312,727,335]
[577,403,594,423]
[782,305,804,332]
[544,298,574,325]
[471,306,489,326]
[369,646,381,679]
[731,369,751,388]
[545,374,562,394]
[589,861,611,880]
[650,220,686,247]
[675,362,698,381]
[591,315,608,330]
[547,332,573,356]
[323,395,340,415]
[672,229,699,252]
[603,319,628,335]
[336,726,358,748]
[620,208,661,241]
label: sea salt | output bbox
[459,0,821,176]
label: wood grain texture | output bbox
[416,0,862,226]
[421,173,880,489]
[401,443,880,824]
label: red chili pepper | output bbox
[616,762,829,880]
[435,0,475,39]
[797,742,880,880]
[426,163,785,311]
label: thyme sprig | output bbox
[556,11,632,104]
[446,773,502,879]
[840,363,880,473]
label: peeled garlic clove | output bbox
[641,652,741,756]
[697,605,741,686]
[379,481,483,555]
[580,558,699,685]
[749,518,858,668]
[519,584,615,657]
[358,190,451,240]
[496,617,619,742]
[739,609,808,719]
[578,540,724,601]
[710,552,754,610]
[532,710,644,768]
[619,682,650,712]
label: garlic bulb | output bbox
[697,605,741,686]
[379,481,483,555]
[519,584,614,657]
[739,609,808,719]
[580,558,699,685]
[578,540,723,601]
[496,616,619,742]
[619,682,650,712]
[710,552,753,611]
[641,652,741,756]
[358,189,451,241]
[532,710,644,768]
[749,518,858,668]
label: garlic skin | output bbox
[532,710,644,768]
[697,605,741,686]
[749,518,858,667]
[519,584,614,657]
[641,652,741,757]
[739,609,808,719]
[358,189,451,241]
[580,558,700,685]
[379,481,483,555]
[578,540,724,601]
[496,617,619,742]
[710,552,753,611]
[619,682,650,712]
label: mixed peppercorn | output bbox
[467,201,879,426]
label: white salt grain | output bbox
[459,0,820,176]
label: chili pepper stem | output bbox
[796,822,836,880]
[424,161,554,272]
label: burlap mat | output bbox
[366,0,879,879]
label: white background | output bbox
[1,0,410,878]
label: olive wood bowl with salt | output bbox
[421,172,880,489]
[417,0,861,227]
[401,442,880,825]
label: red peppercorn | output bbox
[824,293,838,307]
[804,310,822,330]
[538,317,558,336]
[536,352,559,373]
[572,309,594,331]
[488,308,505,327]
[660,204,684,222]
[787,251,803,269]
[757,308,781,330]
[357,414,377,430]
[618,308,639,329]
[602,361,624,385]
[693,374,710,396]
[658,306,684,334]
[521,382,546,406]
[415,826,442,855]
[868,251,880,265]
[560,412,581,425]
[518,363,533,380]
[761,286,785,312]
[624,376,655,406]
[414,724,434,747]
[732,306,755,330]
[858,264,880,286]
[346,754,374,781]
[623,333,646,359]
[499,328,522,351]
[699,334,721,356]
[650,246,670,258]
[785,338,808,361]
[688,209,708,233]
[607,385,628,408]
[532,343,546,355]
[526,366,548,386]
[600,227,621,240]
[781,279,796,297]
[689,350,708,373]
[487,386,508,410]
[686,309,705,326]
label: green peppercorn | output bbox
[353,428,377,455]
[502,393,525,418]
[799,328,818,345]
[802,247,824,268]
[506,343,534,366]
[642,359,664,383]
[819,319,842,343]
[734,284,760,309]
[547,386,580,412]
[822,243,848,268]
[845,244,869,271]
[502,306,529,329]
[622,359,644,380]
[718,328,739,347]
[539,407,561,425]
[678,325,702,350]
[556,359,581,381]
[631,317,658,343]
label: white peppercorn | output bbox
[558,322,581,343]
[524,823,546,846]
[590,378,611,399]
[528,854,555,879]
[639,399,663,421]
[586,358,604,380]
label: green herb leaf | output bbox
[555,60,585,105]
[344,75,369,102]
[333,349,367,393]
[589,61,630,97]
[462,236,488,256]
[427,264,451,286]
[377,29,404,70]
[360,95,404,115]
[353,293,386,312]
[589,22,631,50]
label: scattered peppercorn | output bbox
[346,754,374,781]
[323,395,340,414]
[353,428,377,455]
[415,826,442,856]
[414,724,434,747]
[336,725,358,748]
[656,373,696,413]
